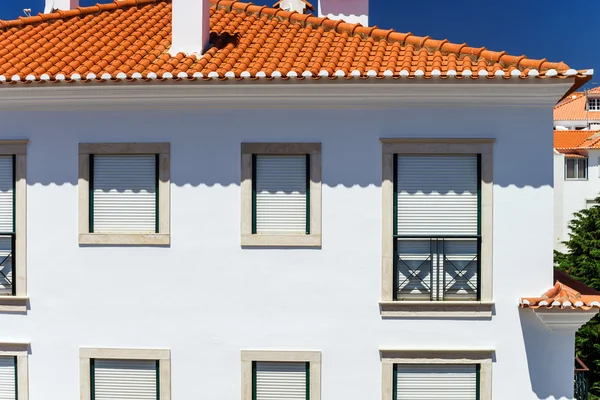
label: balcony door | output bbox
[394,154,481,301]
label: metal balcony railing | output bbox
[575,357,590,400]
[394,235,481,301]
[0,233,15,296]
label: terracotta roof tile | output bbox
[554,130,597,149]
[562,153,587,158]
[554,86,600,121]
[0,0,592,85]
[521,268,600,310]
[521,282,600,310]
[554,130,600,149]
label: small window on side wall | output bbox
[241,143,322,247]
[565,158,587,180]
[78,143,170,245]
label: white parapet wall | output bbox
[318,0,368,25]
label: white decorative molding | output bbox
[533,309,599,332]
[0,81,574,111]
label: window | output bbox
[395,155,480,302]
[586,199,598,209]
[0,343,29,400]
[380,139,494,318]
[241,143,322,247]
[254,362,309,399]
[78,143,170,245]
[381,350,492,400]
[588,98,600,111]
[394,364,478,400]
[79,348,170,400]
[0,141,27,312]
[565,158,587,180]
[241,350,321,400]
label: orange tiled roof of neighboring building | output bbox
[554,86,600,121]
[554,130,600,149]
[521,269,600,311]
[0,0,592,85]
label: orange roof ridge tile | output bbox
[521,281,600,310]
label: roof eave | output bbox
[557,72,594,104]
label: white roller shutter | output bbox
[396,155,478,236]
[255,155,307,234]
[0,357,16,400]
[255,361,307,400]
[93,359,157,400]
[395,364,477,400]
[92,155,157,233]
[0,156,13,233]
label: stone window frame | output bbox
[241,350,321,400]
[0,342,29,400]
[0,141,28,313]
[78,143,170,245]
[380,349,493,400]
[379,139,494,318]
[79,347,171,400]
[240,143,322,247]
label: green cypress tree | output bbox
[555,194,600,399]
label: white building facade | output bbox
[0,0,596,399]
[554,146,600,250]
[553,89,600,250]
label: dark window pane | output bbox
[566,159,575,179]
[578,159,587,179]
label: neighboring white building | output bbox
[553,130,600,251]
[554,86,600,131]
[0,0,597,399]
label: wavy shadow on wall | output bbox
[3,107,555,190]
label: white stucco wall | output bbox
[554,150,600,251]
[0,101,574,399]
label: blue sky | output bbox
[1,0,598,88]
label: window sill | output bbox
[0,296,28,313]
[379,301,494,318]
[241,234,321,247]
[79,233,170,246]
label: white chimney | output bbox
[170,0,211,56]
[44,0,78,13]
[275,0,311,14]
[318,0,368,26]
